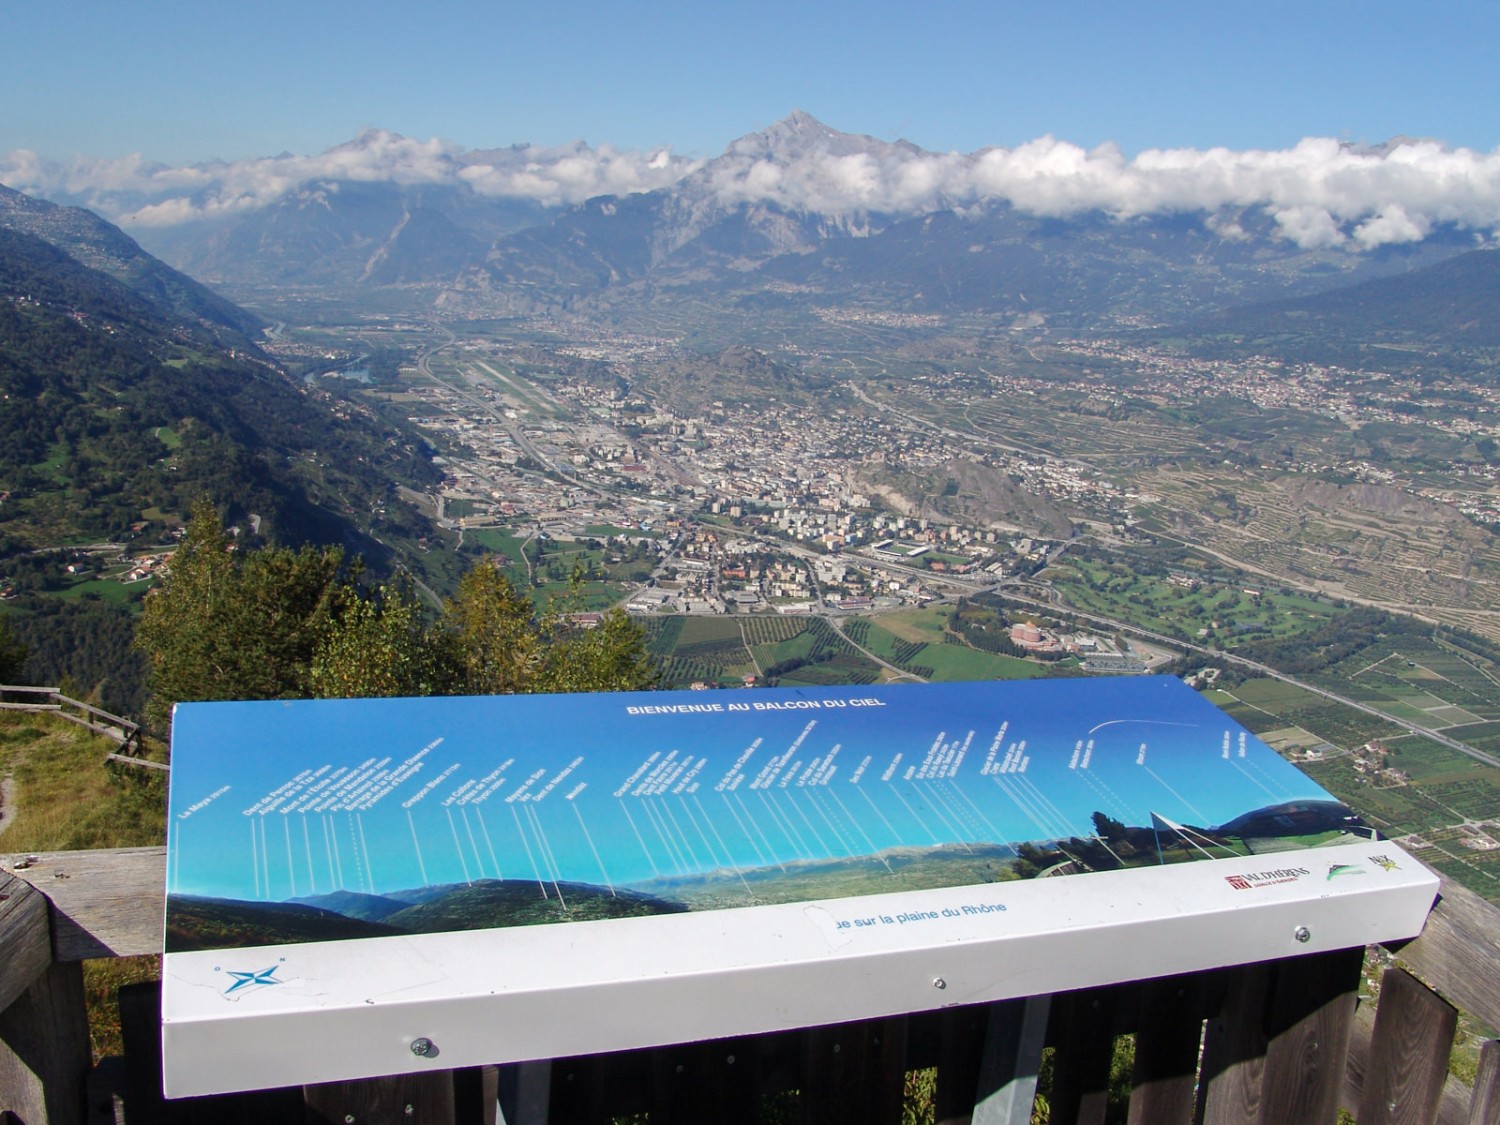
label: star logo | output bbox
[223,966,282,995]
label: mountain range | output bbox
[76,113,1484,333]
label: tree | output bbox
[441,560,543,695]
[310,581,447,699]
[137,503,661,726]
[135,498,348,729]
[536,609,659,694]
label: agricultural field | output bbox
[849,612,1052,682]
[1208,676,1500,905]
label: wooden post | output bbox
[1047,985,1118,1125]
[1197,962,1272,1125]
[1468,1040,1500,1125]
[1359,966,1458,1125]
[303,1073,458,1125]
[934,1003,991,1125]
[1128,975,1205,1125]
[1257,947,1362,1125]
[799,1016,907,1125]
[0,869,53,1013]
[0,962,92,1125]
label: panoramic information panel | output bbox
[162,677,1437,1096]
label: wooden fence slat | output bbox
[1046,985,1119,1125]
[934,1003,991,1125]
[1390,879,1500,1031]
[2,846,165,960]
[1359,966,1459,1125]
[1198,962,1273,1125]
[0,961,91,1125]
[0,869,52,1012]
[497,1060,551,1125]
[303,1072,457,1125]
[1127,975,1205,1125]
[798,1016,908,1125]
[1468,1040,1500,1125]
[452,1066,497,1125]
[105,752,170,772]
[972,995,1051,1125]
[1258,946,1362,1125]
[645,1036,764,1125]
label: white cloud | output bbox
[6,126,1500,250]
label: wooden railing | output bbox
[0,686,151,765]
[2,847,1498,1124]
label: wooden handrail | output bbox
[0,685,150,759]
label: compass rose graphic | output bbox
[222,965,283,995]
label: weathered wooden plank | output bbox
[1198,962,1273,1125]
[303,1072,457,1125]
[1127,975,1204,1125]
[1340,996,1473,1125]
[1046,985,1118,1125]
[0,867,53,1013]
[1468,1040,1500,1125]
[799,1016,907,1125]
[1388,877,1500,1031]
[452,1066,498,1125]
[104,752,170,771]
[1360,966,1459,1125]
[934,1003,990,1125]
[0,961,91,1125]
[1,846,165,960]
[1258,947,1362,1125]
[0,700,62,711]
[644,1036,765,1125]
[0,684,60,694]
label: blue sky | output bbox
[5,1,1498,164]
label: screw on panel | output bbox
[932,977,947,990]
[1294,926,1312,944]
[410,1037,437,1057]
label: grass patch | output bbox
[0,712,168,1059]
[0,713,166,851]
[869,608,951,644]
[55,577,147,605]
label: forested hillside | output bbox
[0,222,444,712]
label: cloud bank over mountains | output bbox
[6,116,1500,251]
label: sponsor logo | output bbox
[1224,866,1309,891]
[1369,854,1401,872]
[1327,863,1365,880]
[217,959,285,997]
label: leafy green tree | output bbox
[310,581,448,699]
[138,505,660,726]
[135,499,347,729]
[537,609,660,694]
[441,560,543,695]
